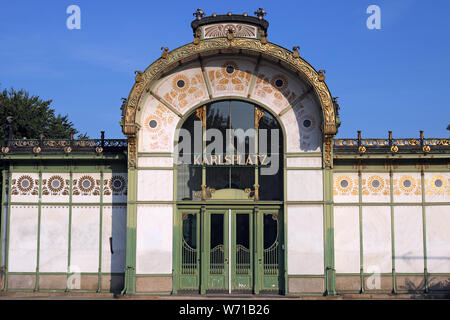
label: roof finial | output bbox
[254,8,267,20]
[193,8,206,20]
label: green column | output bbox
[323,167,336,295]
[323,137,336,296]
[122,166,137,295]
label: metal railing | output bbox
[334,131,450,155]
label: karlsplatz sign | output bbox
[192,154,269,166]
[175,121,280,175]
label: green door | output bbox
[259,209,283,293]
[178,207,283,294]
[205,210,229,293]
[231,209,253,293]
[179,210,200,291]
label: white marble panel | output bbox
[393,173,422,203]
[394,206,424,273]
[153,61,209,115]
[426,206,450,273]
[138,157,174,168]
[334,206,360,273]
[138,94,180,153]
[287,205,324,275]
[362,206,392,273]
[72,173,101,203]
[136,204,173,274]
[101,206,127,273]
[39,206,69,272]
[424,172,450,203]
[11,173,39,203]
[287,170,323,201]
[137,170,173,201]
[70,206,100,272]
[250,61,309,114]
[41,173,70,203]
[333,173,359,203]
[286,157,322,168]
[8,205,38,272]
[204,55,256,98]
[362,173,390,203]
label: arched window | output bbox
[176,100,283,201]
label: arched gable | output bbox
[121,38,338,166]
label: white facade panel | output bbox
[426,205,450,273]
[287,205,324,275]
[136,204,173,274]
[286,170,323,201]
[394,206,424,273]
[101,206,127,273]
[334,206,360,273]
[362,206,392,273]
[8,206,38,272]
[39,206,69,272]
[70,206,100,272]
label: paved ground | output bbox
[0,292,449,300]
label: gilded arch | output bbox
[121,38,338,139]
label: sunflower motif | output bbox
[17,175,34,193]
[78,175,95,193]
[221,61,239,78]
[336,176,353,194]
[399,175,416,194]
[430,175,446,193]
[110,175,126,193]
[172,74,190,92]
[47,175,65,193]
[270,74,288,91]
[367,175,385,193]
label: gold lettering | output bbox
[258,154,268,165]
[224,155,232,165]
[193,155,201,165]
[210,155,217,165]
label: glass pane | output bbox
[206,101,231,190]
[210,214,224,249]
[230,166,254,190]
[182,213,197,249]
[177,111,202,200]
[258,111,283,200]
[236,214,250,249]
[210,213,225,275]
[263,213,278,249]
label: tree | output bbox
[0,87,88,145]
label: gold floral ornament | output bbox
[367,175,385,193]
[110,175,126,194]
[335,176,353,194]
[47,175,65,193]
[391,145,399,153]
[358,146,366,153]
[398,175,416,194]
[423,145,431,153]
[17,175,34,193]
[78,175,95,193]
[430,175,446,193]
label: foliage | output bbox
[0,87,88,144]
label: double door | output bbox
[178,207,283,294]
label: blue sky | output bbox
[0,0,449,139]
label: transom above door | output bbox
[176,100,284,202]
[177,206,284,295]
